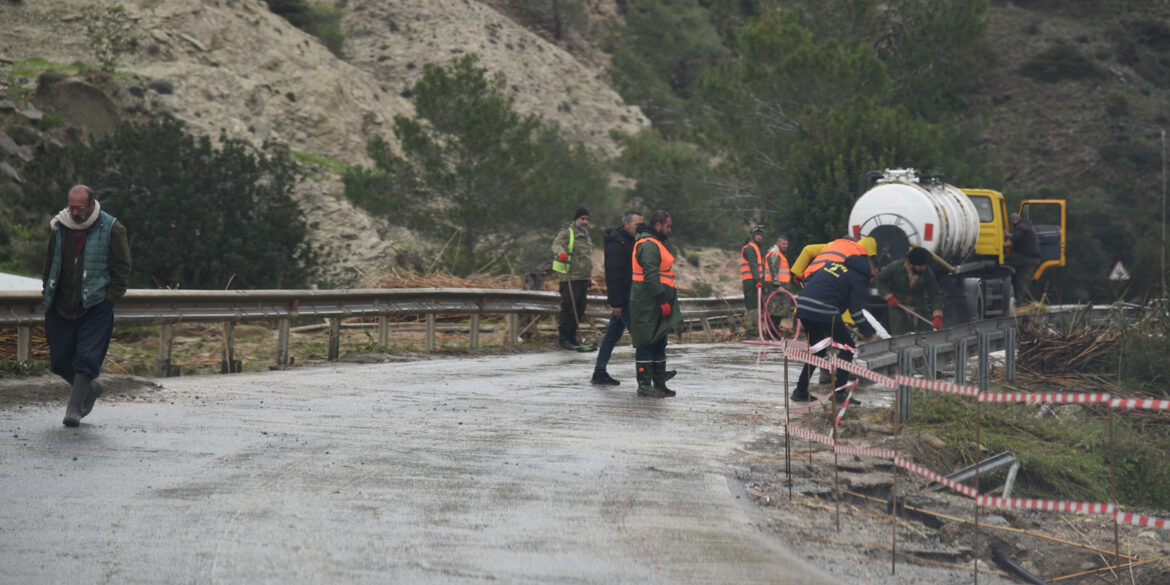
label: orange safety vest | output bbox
[805,239,866,277]
[740,242,763,282]
[766,249,791,284]
[632,238,675,288]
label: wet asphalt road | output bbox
[0,343,849,585]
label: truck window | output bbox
[969,195,994,222]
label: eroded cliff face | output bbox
[0,0,647,286]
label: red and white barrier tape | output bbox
[785,347,832,371]
[894,374,981,397]
[809,337,855,354]
[1115,510,1168,528]
[1110,398,1170,410]
[977,496,1114,515]
[834,380,858,426]
[835,444,897,460]
[785,392,834,415]
[979,392,1113,404]
[831,357,897,387]
[785,423,836,447]
[895,457,980,498]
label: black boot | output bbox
[591,370,620,385]
[651,360,676,397]
[636,361,663,397]
[558,328,578,350]
[81,380,103,417]
[663,369,677,382]
[791,365,818,402]
[833,389,862,406]
[63,373,92,427]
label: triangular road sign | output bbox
[1108,261,1130,281]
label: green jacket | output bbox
[630,230,682,348]
[876,260,943,313]
[42,212,131,319]
[551,222,593,281]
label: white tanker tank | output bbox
[847,169,983,266]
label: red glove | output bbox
[932,316,943,330]
[587,279,594,288]
[886,297,899,307]
[756,281,762,289]
[557,252,568,262]
[659,302,672,318]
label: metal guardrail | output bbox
[0,288,745,373]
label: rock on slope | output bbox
[0,0,647,286]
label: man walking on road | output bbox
[42,185,131,427]
[876,247,944,335]
[630,210,681,398]
[591,210,642,385]
[552,207,594,351]
[790,255,877,406]
[740,225,766,335]
[1005,212,1042,303]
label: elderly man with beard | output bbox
[42,185,131,427]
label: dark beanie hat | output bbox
[907,247,931,265]
[574,207,590,219]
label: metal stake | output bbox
[974,400,982,585]
[784,350,792,500]
[1110,408,1121,585]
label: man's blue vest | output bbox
[44,210,117,310]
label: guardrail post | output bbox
[220,322,240,373]
[425,313,436,351]
[978,331,991,391]
[17,325,31,362]
[954,337,968,385]
[328,318,340,361]
[158,324,174,377]
[506,313,518,346]
[276,318,291,367]
[377,315,389,347]
[469,313,480,349]
[701,317,714,342]
[1004,326,1017,383]
[897,348,913,423]
[925,343,940,382]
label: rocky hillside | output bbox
[0,0,647,286]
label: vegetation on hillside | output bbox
[344,55,612,276]
[18,119,316,290]
[265,0,346,58]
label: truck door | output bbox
[1019,200,1066,279]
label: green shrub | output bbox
[1019,44,1101,83]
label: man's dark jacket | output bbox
[1010,218,1041,257]
[603,226,636,308]
[794,254,877,339]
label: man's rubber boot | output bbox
[558,329,578,351]
[651,360,676,397]
[636,361,664,397]
[790,389,818,402]
[63,373,93,427]
[591,371,620,386]
[834,390,862,407]
[80,380,104,417]
[663,370,677,382]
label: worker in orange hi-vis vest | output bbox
[739,225,766,335]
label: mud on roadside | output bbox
[731,401,1170,585]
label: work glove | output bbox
[756,281,762,289]
[588,279,594,288]
[886,297,900,307]
[932,316,943,330]
[557,252,568,262]
[659,302,672,318]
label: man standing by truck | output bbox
[1005,212,1041,304]
[740,225,767,335]
[552,207,594,351]
[876,247,944,335]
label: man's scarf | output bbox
[50,199,101,231]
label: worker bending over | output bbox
[876,247,944,335]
